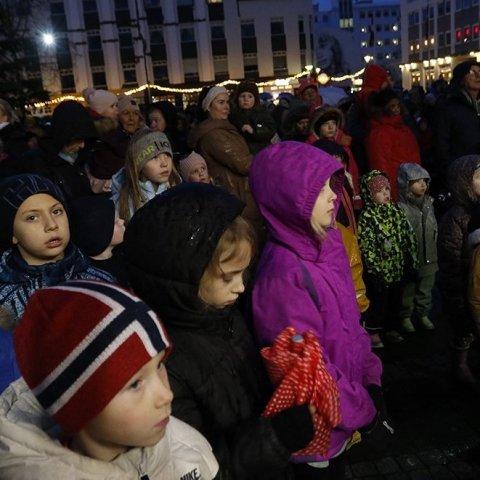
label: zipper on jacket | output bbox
[137,449,150,480]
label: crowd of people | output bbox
[1,59,480,479]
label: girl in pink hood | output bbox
[250,141,390,479]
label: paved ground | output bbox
[344,288,480,479]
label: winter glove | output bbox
[359,385,395,455]
[270,404,315,453]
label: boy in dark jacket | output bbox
[0,174,114,326]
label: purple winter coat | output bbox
[249,141,382,462]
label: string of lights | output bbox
[30,67,367,109]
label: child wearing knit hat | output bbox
[0,280,219,479]
[178,151,212,184]
[357,170,418,348]
[229,81,277,155]
[0,174,114,326]
[111,127,182,224]
[68,196,129,287]
[82,87,118,120]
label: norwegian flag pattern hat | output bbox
[14,280,171,435]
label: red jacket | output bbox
[366,114,421,200]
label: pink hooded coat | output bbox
[249,141,382,462]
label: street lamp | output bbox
[42,33,55,46]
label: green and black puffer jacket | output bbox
[357,170,418,285]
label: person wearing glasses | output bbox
[434,60,480,198]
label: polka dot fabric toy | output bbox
[261,326,341,458]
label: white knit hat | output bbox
[201,86,229,112]
[82,87,118,115]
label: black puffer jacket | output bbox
[438,155,480,336]
[123,183,313,480]
[434,88,480,189]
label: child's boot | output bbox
[419,315,435,330]
[401,317,416,333]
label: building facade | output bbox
[313,0,401,80]
[29,0,314,98]
[400,0,480,89]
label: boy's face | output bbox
[12,193,69,266]
[237,92,255,110]
[198,240,252,308]
[473,169,480,197]
[141,153,173,186]
[76,352,173,461]
[409,178,427,197]
[372,186,391,204]
[319,120,338,140]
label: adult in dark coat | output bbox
[188,86,262,237]
[438,155,480,386]
[123,183,314,480]
[434,60,480,193]
[0,101,96,199]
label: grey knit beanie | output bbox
[129,128,173,172]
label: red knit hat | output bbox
[362,64,389,91]
[14,280,172,435]
[297,78,319,96]
[367,173,390,198]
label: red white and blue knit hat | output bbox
[14,280,171,435]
